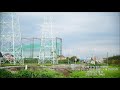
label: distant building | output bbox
[90,60,95,64]
[96,58,104,63]
[3,53,15,62]
[57,55,66,60]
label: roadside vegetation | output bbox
[0,55,120,78]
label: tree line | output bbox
[104,55,120,65]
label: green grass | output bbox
[0,69,15,78]
[69,65,120,78]
[69,70,87,78]
[0,63,120,78]
[24,59,38,63]
[0,68,64,78]
[0,63,22,67]
[32,69,64,78]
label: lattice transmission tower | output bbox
[0,12,23,65]
[38,16,62,64]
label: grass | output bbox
[0,68,64,78]
[0,69,14,78]
[69,65,120,78]
[32,69,64,78]
[0,61,120,78]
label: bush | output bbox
[59,60,68,64]
[16,70,33,78]
[104,55,120,65]
[0,69,14,78]
[24,58,38,63]
[15,69,64,78]
[33,69,64,78]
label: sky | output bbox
[17,12,120,58]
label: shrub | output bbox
[16,70,33,78]
[24,58,38,63]
[15,69,64,78]
[58,60,68,64]
[33,69,64,78]
[0,69,14,78]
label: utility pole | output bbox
[68,57,70,64]
[107,52,108,66]
[75,58,77,64]
[32,38,34,58]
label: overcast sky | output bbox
[17,12,120,58]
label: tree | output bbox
[69,56,79,62]
[104,55,120,65]
[0,52,3,57]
